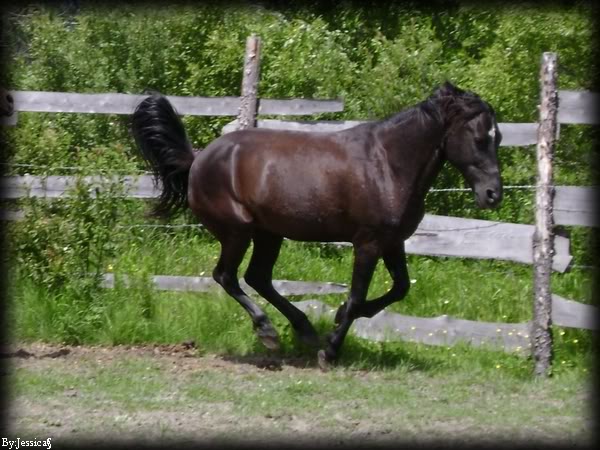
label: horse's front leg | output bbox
[318,239,381,370]
[335,241,410,322]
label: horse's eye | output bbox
[475,136,487,146]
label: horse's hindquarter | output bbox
[240,130,368,241]
[189,128,418,242]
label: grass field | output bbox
[5,342,594,446]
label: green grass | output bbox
[7,226,595,378]
[9,345,593,444]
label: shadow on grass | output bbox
[218,323,443,373]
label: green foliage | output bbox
[14,179,122,289]
[9,178,125,343]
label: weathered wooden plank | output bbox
[100,273,348,296]
[259,98,343,115]
[9,91,235,115]
[554,186,598,227]
[295,296,598,351]
[8,90,342,117]
[405,214,572,272]
[552,294,598,330]
[221,118,367,134]
[293,299,532,354]
[0,175,157,199]
[557,90,599,125]
[222,119,541,147]
[497,123,541,146]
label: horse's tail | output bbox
[131,93,195,219]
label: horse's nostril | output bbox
[486,189,497,203]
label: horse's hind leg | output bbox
[244,230,320,348]
[213,230,280,350]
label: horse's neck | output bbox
[377,114,447,190]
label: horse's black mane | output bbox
[381,81,493,129]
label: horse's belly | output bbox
[253,209,356,243]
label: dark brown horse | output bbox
[131,82,503,369]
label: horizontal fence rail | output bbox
[222,119,543,147]
[6,90,344,117]
[0,209,24,221]
[407,214,572,271]
[101,273,348,296]
[330,214,572,272]
[551,294,598,330]
[1,175,156,199]
[553,186,599,227]
[557,90,599,124]
[293,295,597,354]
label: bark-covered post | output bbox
[532,52,558,377]
[237,34,261,130]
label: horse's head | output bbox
[438,83,503,209]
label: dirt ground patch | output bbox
[1,342,594,447]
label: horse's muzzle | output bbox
[475,184,503,209]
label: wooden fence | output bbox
[1,41,597,359]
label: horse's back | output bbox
[188,126,408,241]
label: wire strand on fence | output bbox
[115,224,201,229]
[429,185,537,192]
[0,162,152,175]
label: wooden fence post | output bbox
[237,34,261,130]
[532,52,558,377]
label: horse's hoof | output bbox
[317,349,334,372]
[256,325,280,351]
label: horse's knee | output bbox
[213,267,238,291]
[243,268,269,292]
